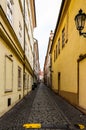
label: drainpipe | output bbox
[23,0,25,97]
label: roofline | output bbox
[50,0,65,53]
[30,0,37,28]
[33,0,37,27]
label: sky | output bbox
[34,0,62,71]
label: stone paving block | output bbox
[0,83,86,130]
[27,84,72,130]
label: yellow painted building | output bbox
[0,0,36,116]
[50,0,86,111]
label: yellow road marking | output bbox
[75,124,85,130]
[78,124,85,130]
[23,123,41,129]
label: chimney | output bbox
[50,30,54,40]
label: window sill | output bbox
[5,89,13,93]
[18,88,22,91]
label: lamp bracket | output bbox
[79,31,86,38]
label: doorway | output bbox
[79,58,86,109]
[58,72,61,94]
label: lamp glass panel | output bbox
[81,15,85,28]
[77,15,83,30]
[76,14,85,30]
[75,18,79,30]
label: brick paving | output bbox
[0,83,86,130]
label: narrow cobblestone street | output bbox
[0,83,86,130]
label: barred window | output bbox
[27,75,29,89]
[18,21,23,46]
[54,50,55,62]
[7,0,14,25]
[18,66,22,89]
[19,21,22,38]
[65,12,69,43]
[62,27,65,48]
[58,38,60,54]
[25,73,27,89]
[56,45,57,59]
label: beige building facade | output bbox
[33,39,40,83]
[0,0,36,116]
[44,31,53,87]
[50,0,86,112]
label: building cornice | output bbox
[0,23,24,63]
[0,5,24,58]
[50,0,71,53]
[18,0,34,55]
[0,5,34,74]
[30,0,37,28]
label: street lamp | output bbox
[74,9,86,38]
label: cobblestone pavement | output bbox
[0,87,38,130]
[27,84,71,130]
[48,87,86,128]
[0,83,86,130]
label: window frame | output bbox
[5,55,13,93]
[58,38,60,55]
[62,27,65,48]
[18,66,22,90]
[54,50,56,62]
[6,0,14,25]
[56,45,57,59]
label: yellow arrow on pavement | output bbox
[78,124,85,130]
[23,123,41,129]
[74,124,85,130]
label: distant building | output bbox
[50,0,86,112]
[39,70,44,82]
[0,0,36,116]
[44,30,53,87]
[33,39,40,83]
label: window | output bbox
[27,75,29,89]
[18,66,22,89]
[25,73,27,89]
[7,0,14,25]
[56,45,57,59]
[54,50,55,62]
[5,56,13,92]
[19,21,22,39]
[58,38,60,54]
[25,41,29,60]
[65,12,69,43]
[19,21,23,47]
[62,27,65,48]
